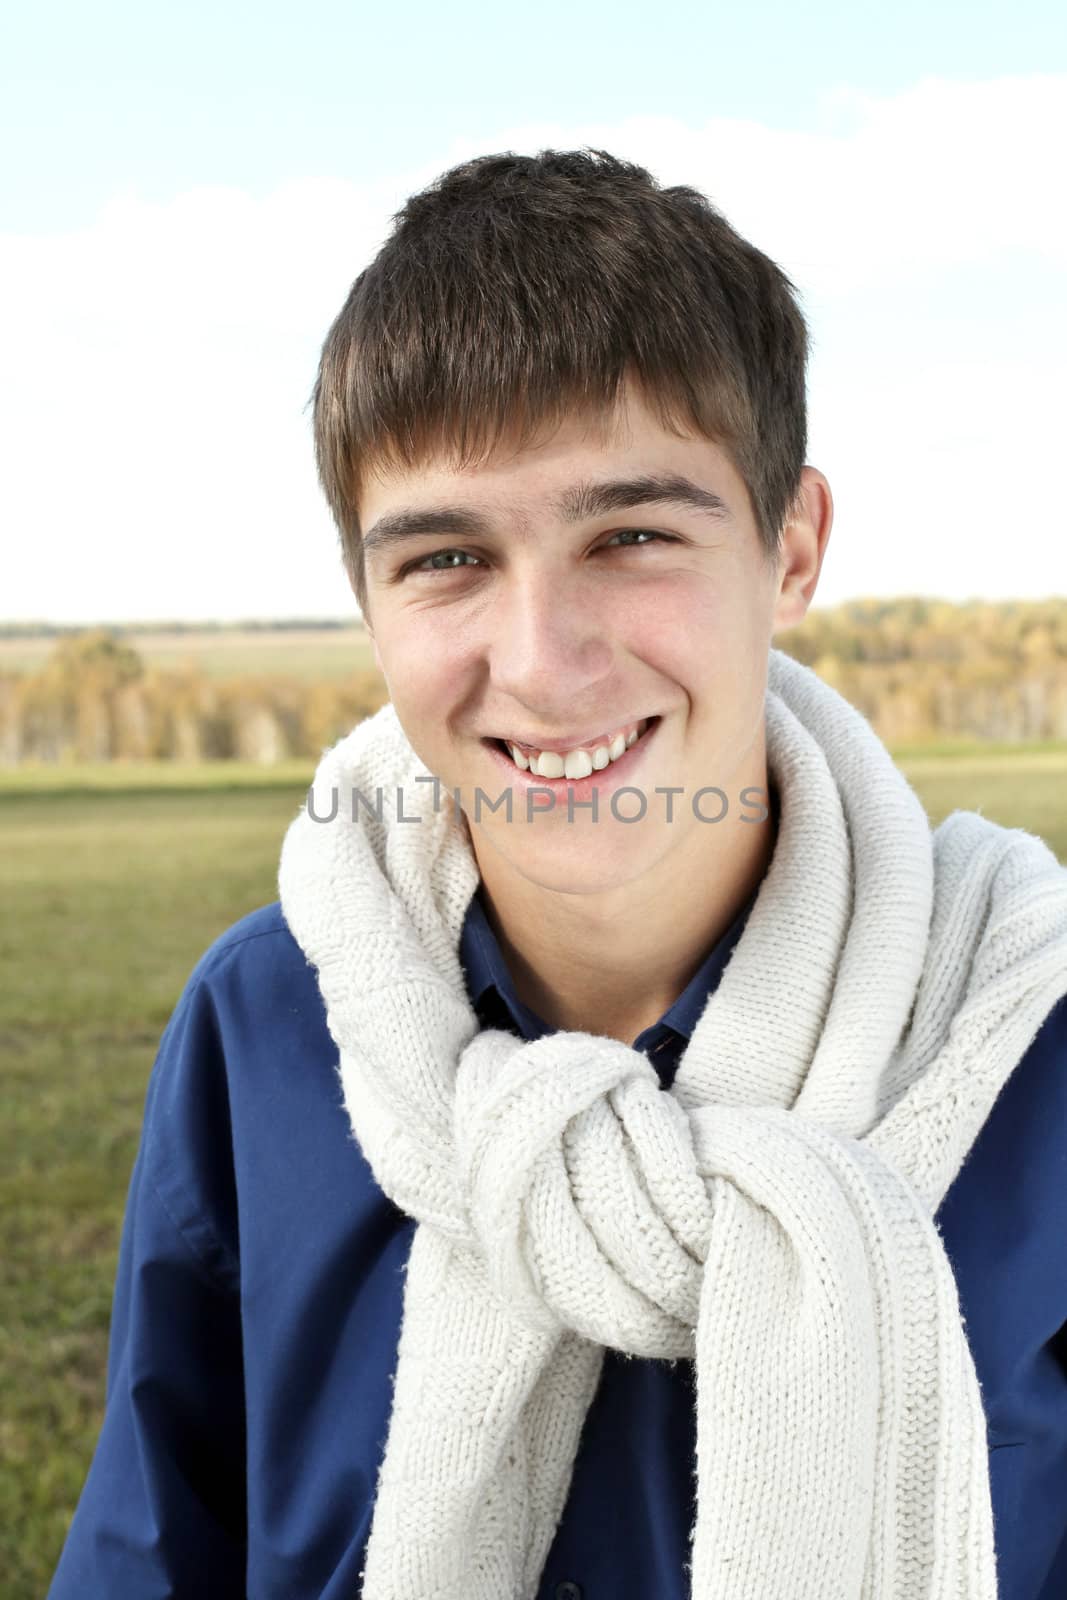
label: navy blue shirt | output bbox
[48,886,1067,1598]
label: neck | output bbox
[469,772,779,1047]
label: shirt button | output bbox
[555,1584,583,1600]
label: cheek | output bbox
[385,639,469,723]
[687,574,768,652]
[632,582,726,664]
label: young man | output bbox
[49,150,1067,1599]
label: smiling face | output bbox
[355,376,830,904]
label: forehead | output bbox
[358,382,738,525]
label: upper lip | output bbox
[485,717,656,754]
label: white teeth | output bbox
[503,719,650,777]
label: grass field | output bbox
[3,748,1065,1597]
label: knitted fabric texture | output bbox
[277,647,1067,1600]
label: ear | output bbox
[771,467,834,634]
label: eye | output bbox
[602,529,677,550]
[396,529,680,580]
[399,548,481,577]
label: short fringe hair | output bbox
[312,148,810,620]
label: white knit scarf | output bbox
[277,647,1067,1600]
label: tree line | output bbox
[1,597,1065,764]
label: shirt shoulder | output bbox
[134,901,376,1292]
[181,899,309,991]
[938,985,1067,1301]
[1038,987,1067,1046]
[170,900,331,1061]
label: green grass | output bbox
[890,735,1067,761]
[1,778,308,1596]
[0,757,317,792]
[893,747,1067,862]
[3,748,1066,1597]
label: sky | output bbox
[2,0,1065,624]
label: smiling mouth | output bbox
[484,716,661,774]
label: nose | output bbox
[487,563,616,712]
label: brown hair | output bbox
[312,148,810,621]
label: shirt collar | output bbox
[460,880,759,1047]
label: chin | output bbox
[479,824,660,889]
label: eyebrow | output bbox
[360,471,733,562]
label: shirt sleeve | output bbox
[46,966,248,1598]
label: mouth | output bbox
[481,715,662,786]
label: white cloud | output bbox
[460,74,1066,287]
[2,77,1064,623]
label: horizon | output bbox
[2,588,1064,638]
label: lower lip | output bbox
[480,717,662,805]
